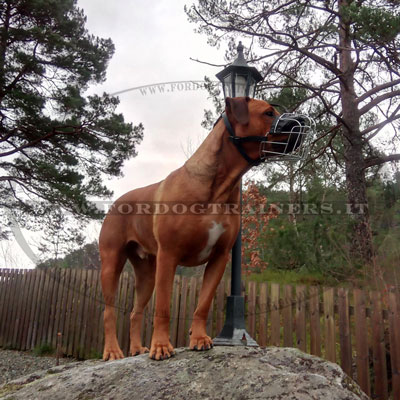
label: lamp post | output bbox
[213,42,263,346]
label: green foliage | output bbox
[263,79,308,111]
[258,178,353,282]
[0,0,143,242]
[368,174,400,274]
[33,342,54,356]
[245,173,400,286]
[344,3,400,43]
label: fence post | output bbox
[270,283,280,347]
[282,285,293,348]
[388,288,400,400]
[295,285,306,352]
[247,281,257,339]
[258,282,268,347]
[177,277,189,347]
[56,332,62,366]
[338,287,352,377]
[323,287,335,363]
[309,286,321,357]
[354,288,371,397]
[371,290,388,400]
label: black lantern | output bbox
[213,42,262,347]
[215,42,263,98]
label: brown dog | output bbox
[99,97,297,361]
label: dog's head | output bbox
[224,97,313,163]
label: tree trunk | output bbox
[0,1,12,98]
[343,136,373,263]
[338,0,374,265]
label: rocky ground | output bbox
[0,349,79,386]
[0,346,370,400]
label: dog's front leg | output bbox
[190,251,230,351]
[149,250,177,360]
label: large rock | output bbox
[0,346,369,400]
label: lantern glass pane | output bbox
[248,80,256,98]
[235,74,247,97]
[223,73,234,98]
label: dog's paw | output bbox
[149,341,175,361]
[129,346,149,356]
[189,334,213,351]
[103,345,124,361]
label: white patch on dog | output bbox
[198,221,226,262]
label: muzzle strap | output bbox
[222,113,263,166]
[220,111,315,164]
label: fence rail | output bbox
[0,268,400,399]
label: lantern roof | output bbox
[216,42,263,83]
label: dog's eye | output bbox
[264,111,274,117]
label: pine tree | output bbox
[0,0,143,238]
[186,0,400,265]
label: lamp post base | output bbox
[213,295,258,347]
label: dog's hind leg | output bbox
[128,252,156,356]
[101,249,126,361]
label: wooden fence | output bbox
[1,268,400,399]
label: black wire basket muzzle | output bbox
[260,113,315,162]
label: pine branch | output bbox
[364,153,400,169]
[356,79,400,104]
[358,90,400,116]
[362,105,400,139]
[0,126,83,158]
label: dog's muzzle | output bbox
[222,112,315,165]
[260,113,315,162]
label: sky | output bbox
[78,0,223,195]
[0,0,243,268]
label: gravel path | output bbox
[0,349,80,385]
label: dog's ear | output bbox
[225,97,250,125]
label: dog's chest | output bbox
[197,221,226,263]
